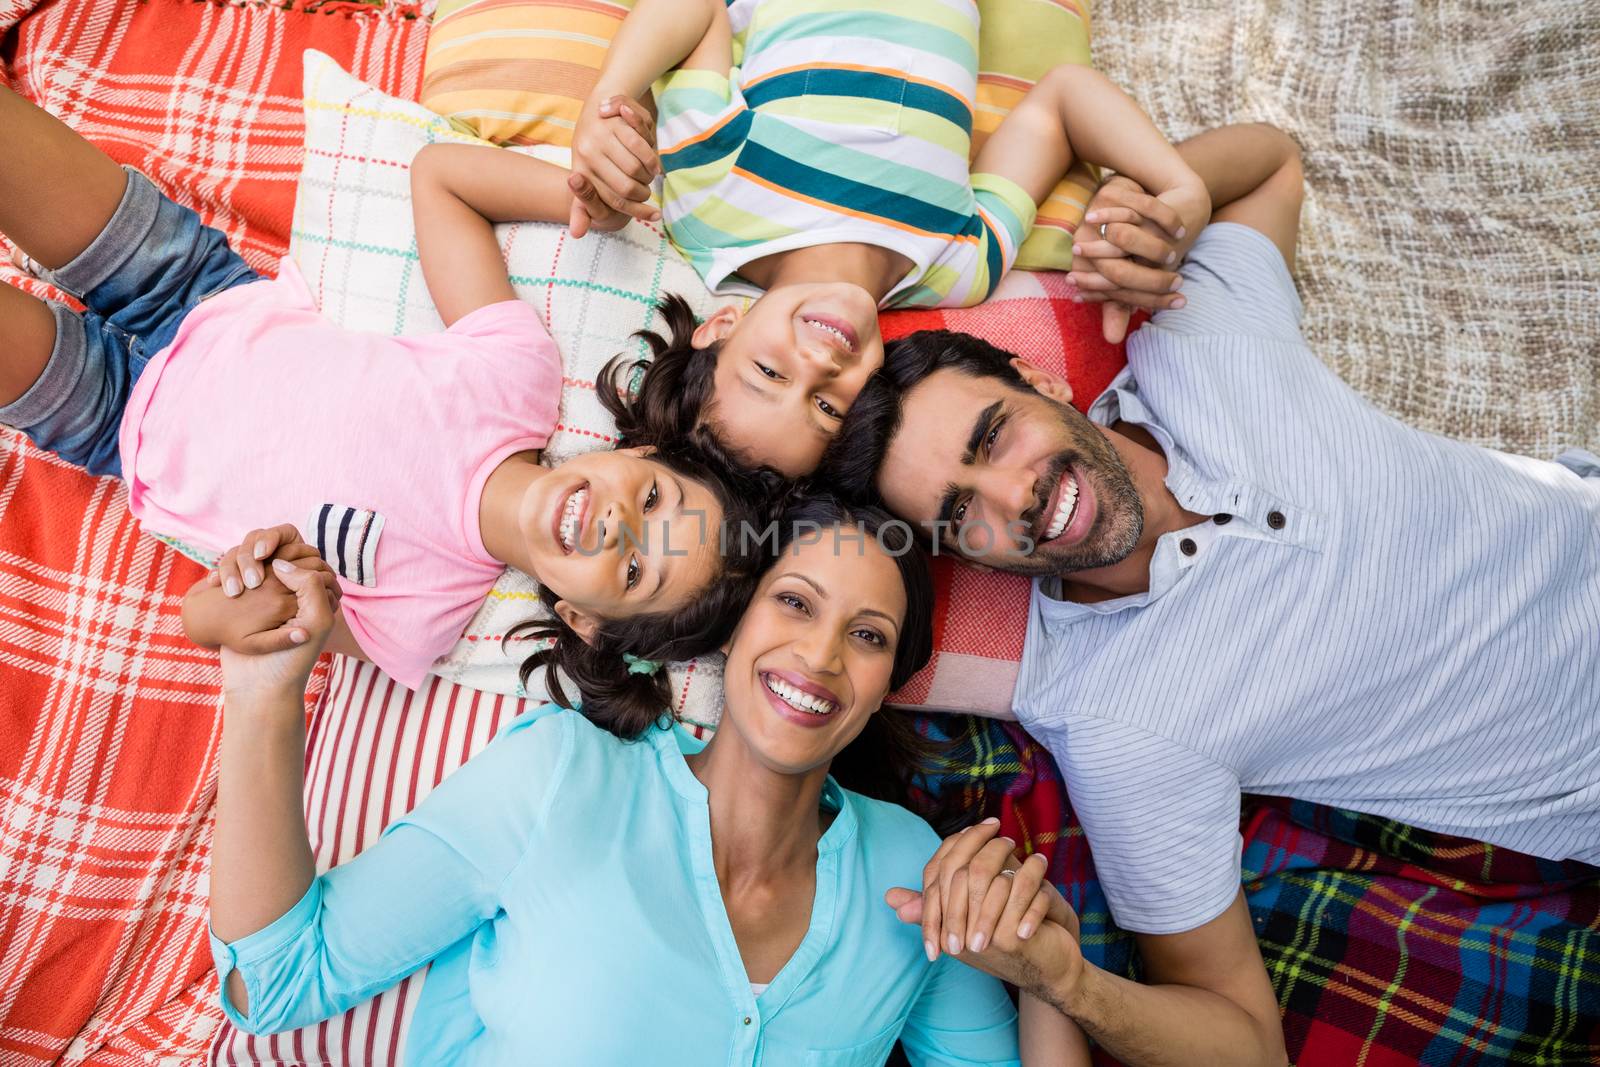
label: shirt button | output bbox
[1213,513,1232,525]
[1267,511,1287,530]
[743,1017,752,1026]
[1179,538,1197,556]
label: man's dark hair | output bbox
[820,329,1027,502]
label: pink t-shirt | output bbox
[119,259,561,688]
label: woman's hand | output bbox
[209,524,328,599]
[182,527,341,698]
[887,819,1086,1005]
[569,93,661,237]
[215,555,339,701]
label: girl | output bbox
[204,495,1092,1064]
[559,0,1211,475]
[0,84,771,692]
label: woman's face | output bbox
[695,283,885,477]
[521,448,724,641]
[719,527,907,775]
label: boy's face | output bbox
[695,283,884,477]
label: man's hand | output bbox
[1069,176,1202,343]
[569,93,661,237]
[886,819,1087,1006]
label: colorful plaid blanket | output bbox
[924,719,1600,1066]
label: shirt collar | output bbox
[651,721,856,852]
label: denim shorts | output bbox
[0,168,260,478]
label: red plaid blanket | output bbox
[0,1,424,1061]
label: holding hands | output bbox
[182,525,340,698]
[887,818,1084,1000]
[568,93,662,237]
[1069,175,1210,343]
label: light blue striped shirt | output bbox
[1015,223,1600,935]
[210,705,1021,1065]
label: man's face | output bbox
[877,368,1145,576]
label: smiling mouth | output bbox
[557,484,590,553]
[762,672,840,716]
[802,315,856,354]
[1041,468,1081,543]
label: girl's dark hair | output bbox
[598,293,767,474]
[511,444,782,739]
[771,494,968,833]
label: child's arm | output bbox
[1020,990,1093,1066]
[591,0,725,103]
[568,0,731,231]
[974,65,1210,285]
[410,143,626,326]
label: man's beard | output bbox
[1002,402,1144,578]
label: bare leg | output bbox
[0,83,127,269]
[0,283,58,407]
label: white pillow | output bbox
[292,49,728,721]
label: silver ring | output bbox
[1001,869,1017,877]
[1099,222,1108,240]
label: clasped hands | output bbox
[1069,175,1209,343]
[567,93,662,237]
[181,524,340,699]
[887,817,1086,1006]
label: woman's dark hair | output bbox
[597,293,778,477]
[771,494,969,833]
[510,443,783,740]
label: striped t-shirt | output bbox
[654,0,1036,309]
[1014,223,1600,935]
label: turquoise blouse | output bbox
[210,705,1021,1066]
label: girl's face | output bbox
[522,448,725,641]
[694,283,885,477]
[719,528,906,775]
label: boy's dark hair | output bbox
[598,293,762,475]
[820,329,1027,503]
[772,493,968,833]
[510,444,783,740]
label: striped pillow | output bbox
[419,0,1096,271]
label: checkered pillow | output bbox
[293,49,730,723]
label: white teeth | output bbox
[1043,472,1080,542]
[559,486,589,551]
[804,318,853,352]
[763,674,838,716]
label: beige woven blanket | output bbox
[1092,0,1598,457]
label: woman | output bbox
[204,496,1089,1064]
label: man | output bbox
[828,122,1600,1065]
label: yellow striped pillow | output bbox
[975,0,1098,271]
[420,0,1095,270]
[421,0,632,146]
